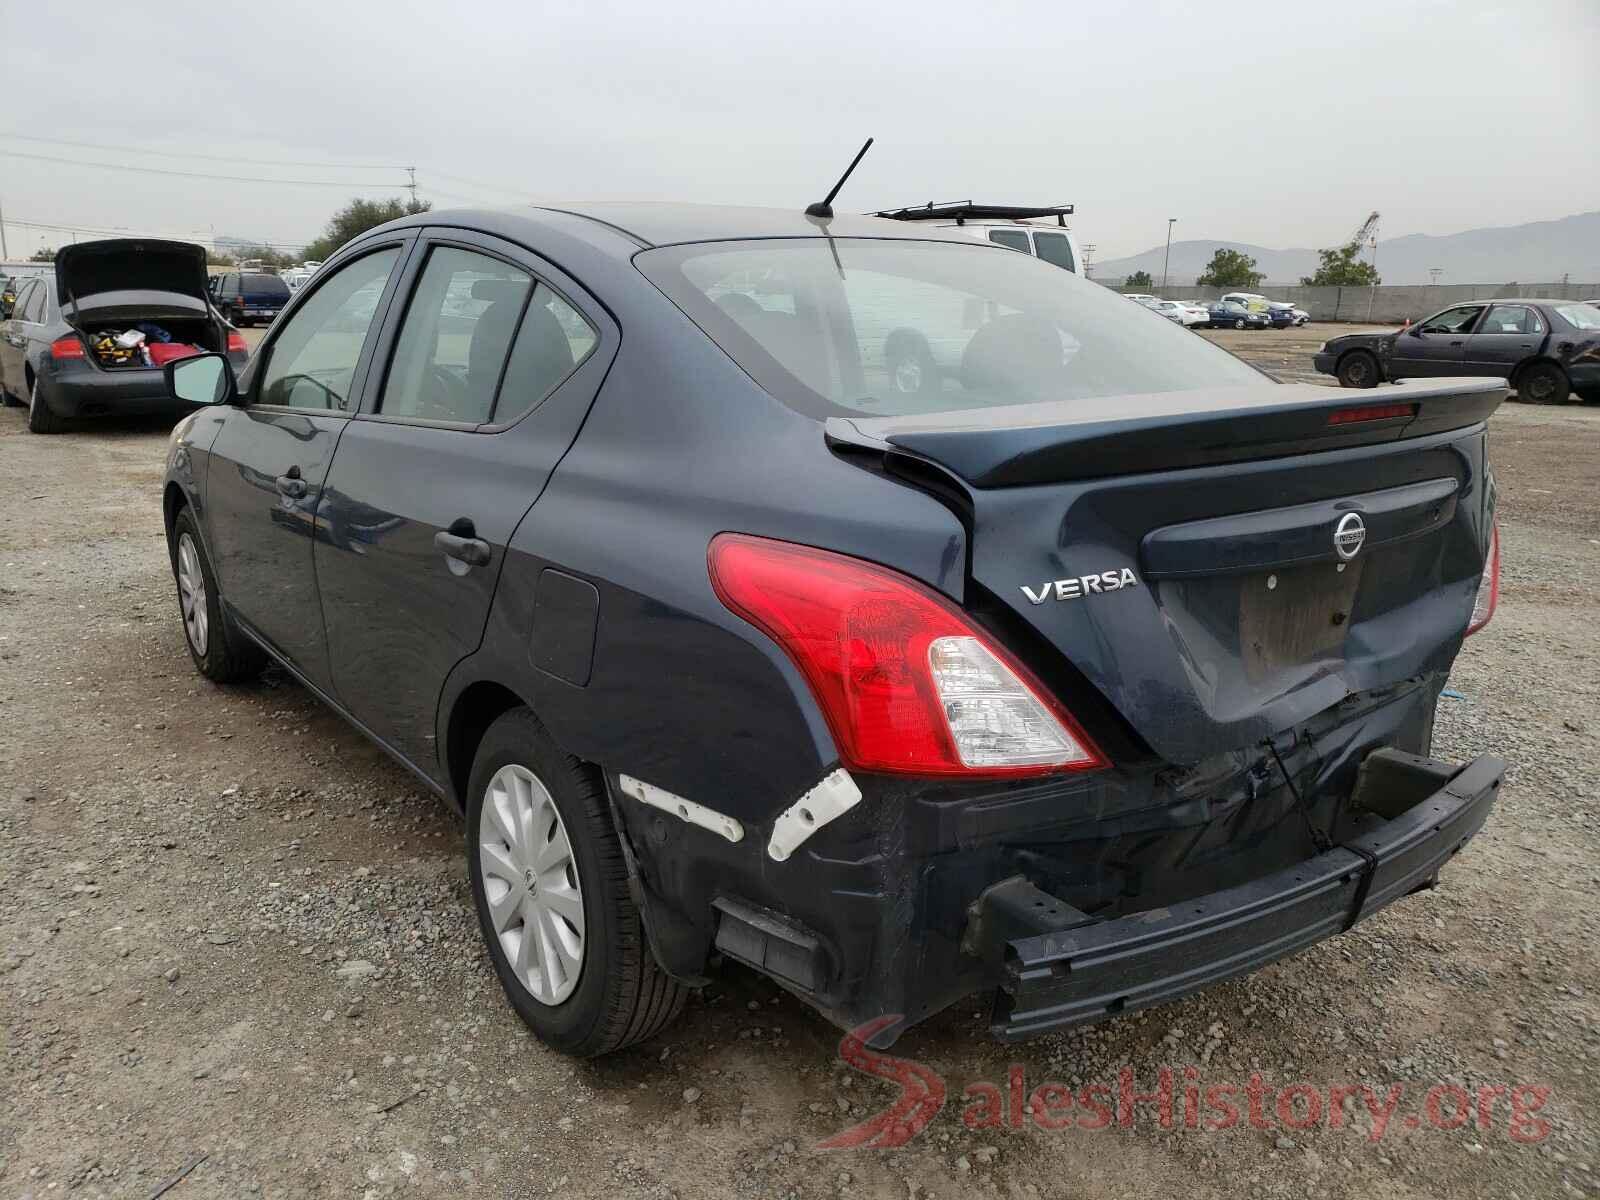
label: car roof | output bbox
[379,202,993,254]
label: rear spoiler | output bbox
[824,379,1506,488]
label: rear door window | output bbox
[1480,304,1542,335]
[987,230,1032,254]
[1033,231,1075,271]
[22,282,47,324]
[378,246,534,424]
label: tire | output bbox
[883,332,938,398]
[1337,350,1381,389]
[26,376,64,433]
[467,707,688,1057]
[1515,361,1570,405]
[168,508,266,683]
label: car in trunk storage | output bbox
[157,203,1505,1056]
[1,239,249,433]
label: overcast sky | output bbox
[2,0,1596,263]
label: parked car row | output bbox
[1123,293,1308,330]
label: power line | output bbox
[0,131,406,171]
[1,215,310,251]
[0,148,411,188]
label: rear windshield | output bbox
[638,239,1264,418]
[244,273,291,297]
[1555,303,1600,331]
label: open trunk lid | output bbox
[56,239,213,324]
[828,378,1504,765]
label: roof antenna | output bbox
[806,137,874,221]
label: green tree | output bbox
[1123,270,1154,291]
[1300,243,1380,287]
[231,244,296,270]
[1196,249,1263,289]
[301,197,432,263]
[29,247,55,262]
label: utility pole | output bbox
[1429,267,1442,285]
[0,194,8,260]
[406,167,418,207]
[1082,242,1096,278]
[1365,225,1380,322]
[1161,218,1176,293]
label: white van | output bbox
[874,203,1084,275]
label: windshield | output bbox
[1556,303,1600,331]
[639,239,1264,418]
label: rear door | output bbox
[0,280,36,389]
[313,228,609,775]
[1461,303,1545,374]
[1032,230,1077,273]
[1391,304,1484,378]
[202,239,413,690]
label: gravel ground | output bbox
[2,328,1598,1199]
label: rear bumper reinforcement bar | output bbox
[989,753,1504,1040]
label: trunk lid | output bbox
[56,239,213,323]
[828,378,1503,765]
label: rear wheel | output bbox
[467,707,688,1057]
[1232,318,1245,330]
[26,376,63,433]
[169,508,266,682]
[1337,350,1381,389]
[1516,361,1570,405]
[883,331,938,399]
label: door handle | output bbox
[435,530,492,568]
[275,466,307,499]
[1449,340,1464,346]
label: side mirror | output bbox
[1408,325,1425,337]
[166,353,237,407]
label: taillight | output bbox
[1327,402,1416,425]
[226,331,248,353]
[708,533,1107,777]
[1466,520,1499,637]
[50,335,86,360]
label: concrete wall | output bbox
[1098,279,1600,324]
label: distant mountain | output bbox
[1093,212,1600,286]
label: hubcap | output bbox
[478,764,585,1006]
[892,358,923,393]
[1527,374,1554,402]
[176,533,209,656]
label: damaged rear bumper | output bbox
[986,752,1504,1040]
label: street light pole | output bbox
[1161,218,1176,293]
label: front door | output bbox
[314,232,606,775]
[1390,304,1484,378]
[202,242,410,689]
[1461,303,1545,374]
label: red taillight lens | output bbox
[1466,520,1499,636]
[50,335,86,360]
[226,331,248,353]
[1327,402,1416,426]
[708,533,1107,777]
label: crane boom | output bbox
[1350,211,1380,250]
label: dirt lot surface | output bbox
[3,326,1598,1199]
